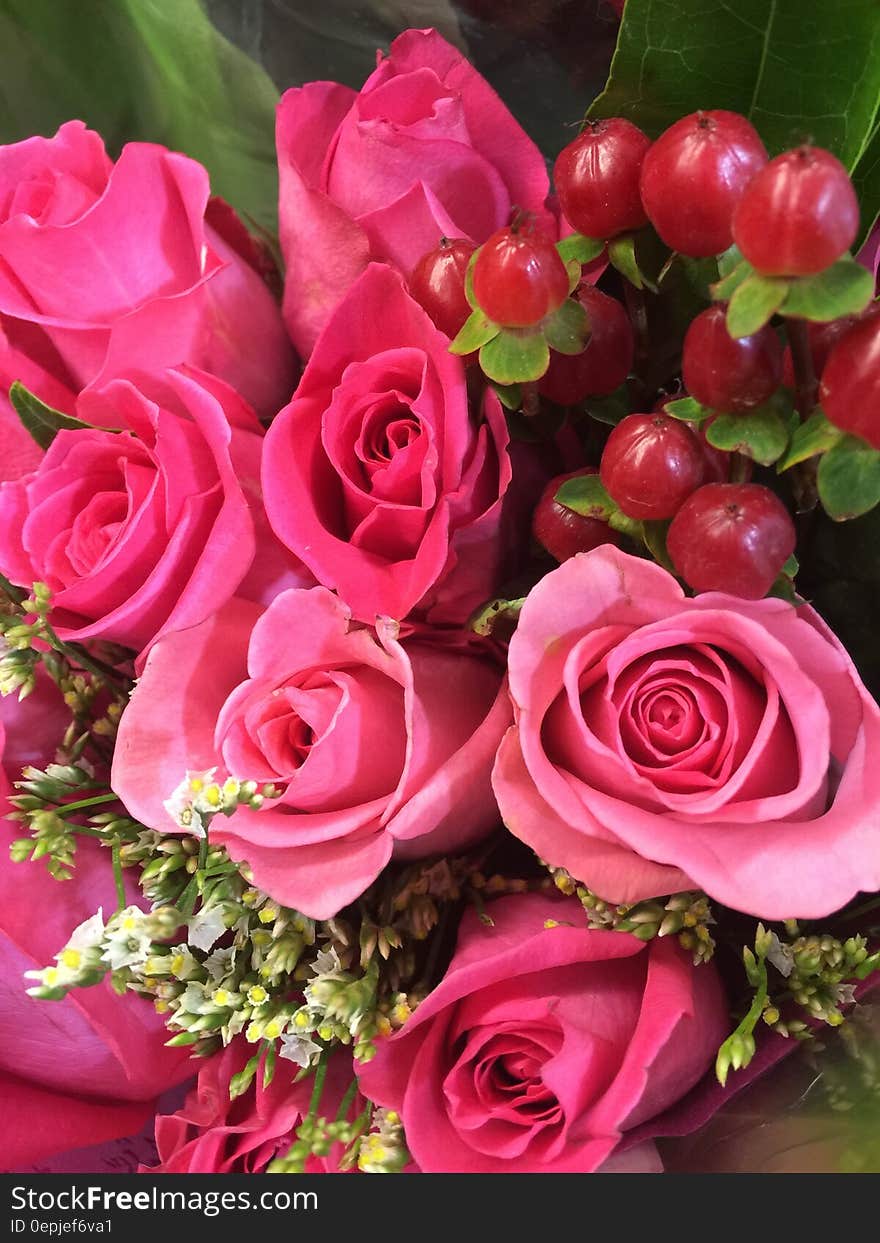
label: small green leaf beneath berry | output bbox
[726,274,789,337]
[607,233,656,292]
[10,381,99,450]
[782,553,799,577]
[710,258,754,302]
[642,520,674,571]
[584,386,631,426]
[556,233,605,266]
[463,249,479,310]
[479,329,549,385]
[449,309,499,355]
[717,244,745,280]
[663,396,712,424]
[543,298,590,356]
[817,434,880,521]
[554,473,615,520]
[706,407,791,466]
[489,380,523,410]
[776,408,844,472]
[779,256,874,323]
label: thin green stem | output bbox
[41,617,130,688]
[307,1050,330,1122]
[111,840,126,910]
[59,792,118,815]
[334,1077,360,1124]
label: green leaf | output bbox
[543,298,590,356]
[642,520,674,572]
[706,407,791,466]
[607,233,656,291]
[583,386,631,426]
[479,331,549,385]
[0,0,281,234]
[449,309,499,356]
[9,382,96,450]
[488,381,523,411]
[818,435,880,521]
[556,233,605,265]
[711,260,754,303]
[782,553,800,577]
[776,409,845,472]
[469,595,526,638]
[662,396,712,424]
[589,0,880,172]
[464,250,480,311]
[608,511,644,540]
[554,474,615,520]
[726,275,789,338]
[780,258,875,322]
[717,246,745,280]
[852,121,880,250]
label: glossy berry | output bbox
[683,305,783,413]
[409,237,476,339]
[640,110,767,257]
[472,223,569,327]
[733,147,859,276]
[554,118,651,239]
[819,308,880,448]
[539,285,634,404]
[600,413,707,520]
[533,468,621,562]
[782,315,858,386]
[667,483,796,599]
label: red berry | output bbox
[683,305,783,412]
[600,413,707,520]
[472,224,569,327]
[532,468,621,562]
[539,285,634,404]
[554,118,651,239]
[732,147,859,276]
[781,316,858,386]
[409,237,476,340]
[819,308,880,448]
[640,111,767,257]
[667,483,796,599]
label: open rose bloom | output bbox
[3,14,880,1183]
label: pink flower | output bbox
[263,264,512,626]
[276,27,555,355]
[493,545,880,919]
[0,120,296,419]
[112,587,511,918]
[356,891,727,1172]
[148,1042,358,1174]
[0,679,191,1171]
[0,366,306,661]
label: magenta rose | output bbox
[493,545,880,919]
[147,1042,359,1174]
[112,586,511,917]
[276,27,555,355]
[0,365,307,660]
[263,263,512,626]
[0,680,192,1171]
[0,120,296,419]
[357,891,727,1172]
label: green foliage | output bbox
[818,435,880,521]
[10,382,100,451]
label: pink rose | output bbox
[263,264,512,626]
[0,120,296,419]
[112,587,511,917]
[357,891,727,1172]
[0,366,306,660]
[493,545,880,919]
[0,680,191,1170]
[148,1042,358,1173]
[276,27,555,355]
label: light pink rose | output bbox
[147,1042,360,1174]
[276,27,555,355]
[112,586,511,918]
[0,120,296,419]
[357,891,727,1172]
[493,545,880,919]
[0,678,192,1171]
[263,264,512,627]
[0,366,307,661]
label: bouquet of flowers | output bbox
[3,6,880,1177]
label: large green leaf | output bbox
[589,0,880,177]
[0,0,280,233]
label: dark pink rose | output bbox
[493,545,880,919]
[357,891,727,1172]
[263,264,512,626]
[0,679,191,1171]
[147,1042,359,1174]
[112,587,511,917]
[0,120,296,419]
[0,366,307,660]
[276,27,555,355]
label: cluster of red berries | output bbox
[406,103,878,603]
